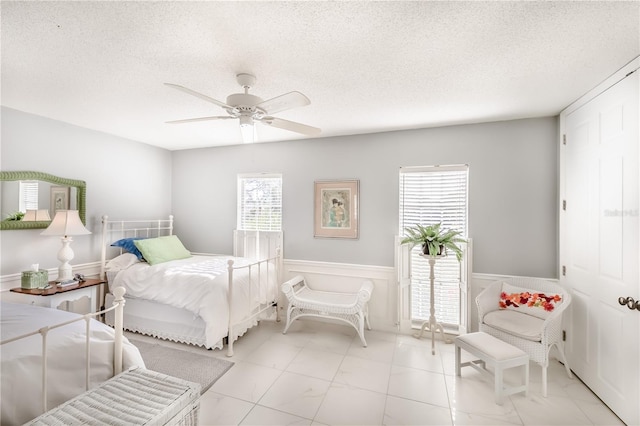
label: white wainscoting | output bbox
[0,262,102,294]
[1,259,558,337]
[281,262,561,336]
[283,259,399,333]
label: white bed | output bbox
[0,288,144,425]
[101,215,282,356]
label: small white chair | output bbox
[476,277,572,397]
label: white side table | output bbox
[413,255,451,354]
[10,279,105,313]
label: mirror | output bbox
[0,171,86,230]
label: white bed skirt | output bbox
[105,293,276,351]
[105,293,211,349]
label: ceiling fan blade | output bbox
[257,91,310,115]
[261,117,321,136]
[164,83,232,109]
[166,116,233,124]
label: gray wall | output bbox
[1,108,558,278]
[173,117,559,277]
[0,107,172,275]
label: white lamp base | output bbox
[56,236,75,282]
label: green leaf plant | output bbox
[4,211,25,221]
[400,222,466,261]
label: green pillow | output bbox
[133,235,191,265]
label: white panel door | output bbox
[561,68,639,426]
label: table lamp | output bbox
[41,210,91,282]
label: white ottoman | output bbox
[455,332,529,404]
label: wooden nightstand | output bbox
[10,278,106,313]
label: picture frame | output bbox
[314,179,359,239]
[50,186,70,216]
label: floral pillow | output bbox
[499,282,563,320]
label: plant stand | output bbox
[413,255,452,354]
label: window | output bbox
[237,174,282,231]
[399,165,468,329]
[19,180,39,212]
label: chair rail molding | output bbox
[0,261,102,294]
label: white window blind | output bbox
[19,181,39,211]
[399,165,468,328]
[237,174,282,231]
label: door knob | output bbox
[618,296,640,311]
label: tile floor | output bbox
[128,320,624,425]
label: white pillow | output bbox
[106,253,140,271]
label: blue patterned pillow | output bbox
[111,237,146,260]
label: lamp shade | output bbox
[23,209,51,221]
[41,210,91,237]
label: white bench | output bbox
[281,275,373,346]
[26,367,201,425]
[455,332,529,405]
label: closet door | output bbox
[560,63,639,426]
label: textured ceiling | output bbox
[1,1,639,150]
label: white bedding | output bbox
[110,254,278,348]
[0,302,145,425]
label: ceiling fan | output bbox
[165,73,321,143]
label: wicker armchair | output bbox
[476,277,572,397]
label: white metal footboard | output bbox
[0,287,127,414]
[226,248,281,357]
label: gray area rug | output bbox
[130,339,233,394]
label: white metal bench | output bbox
[455,332,529,405]
[281,275,373,346]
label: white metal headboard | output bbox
[100,215,174,279]
[100,216,284,283]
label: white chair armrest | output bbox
[540,291,571,344]
[281,275,306,300]
[358,280,374,304]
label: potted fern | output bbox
[401,222,466,261]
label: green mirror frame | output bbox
[0,171,86,230]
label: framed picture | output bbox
[50,186,70,216]
[314,179,359,239]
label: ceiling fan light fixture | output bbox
[165,73,320,144]
[239,115,254,143]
